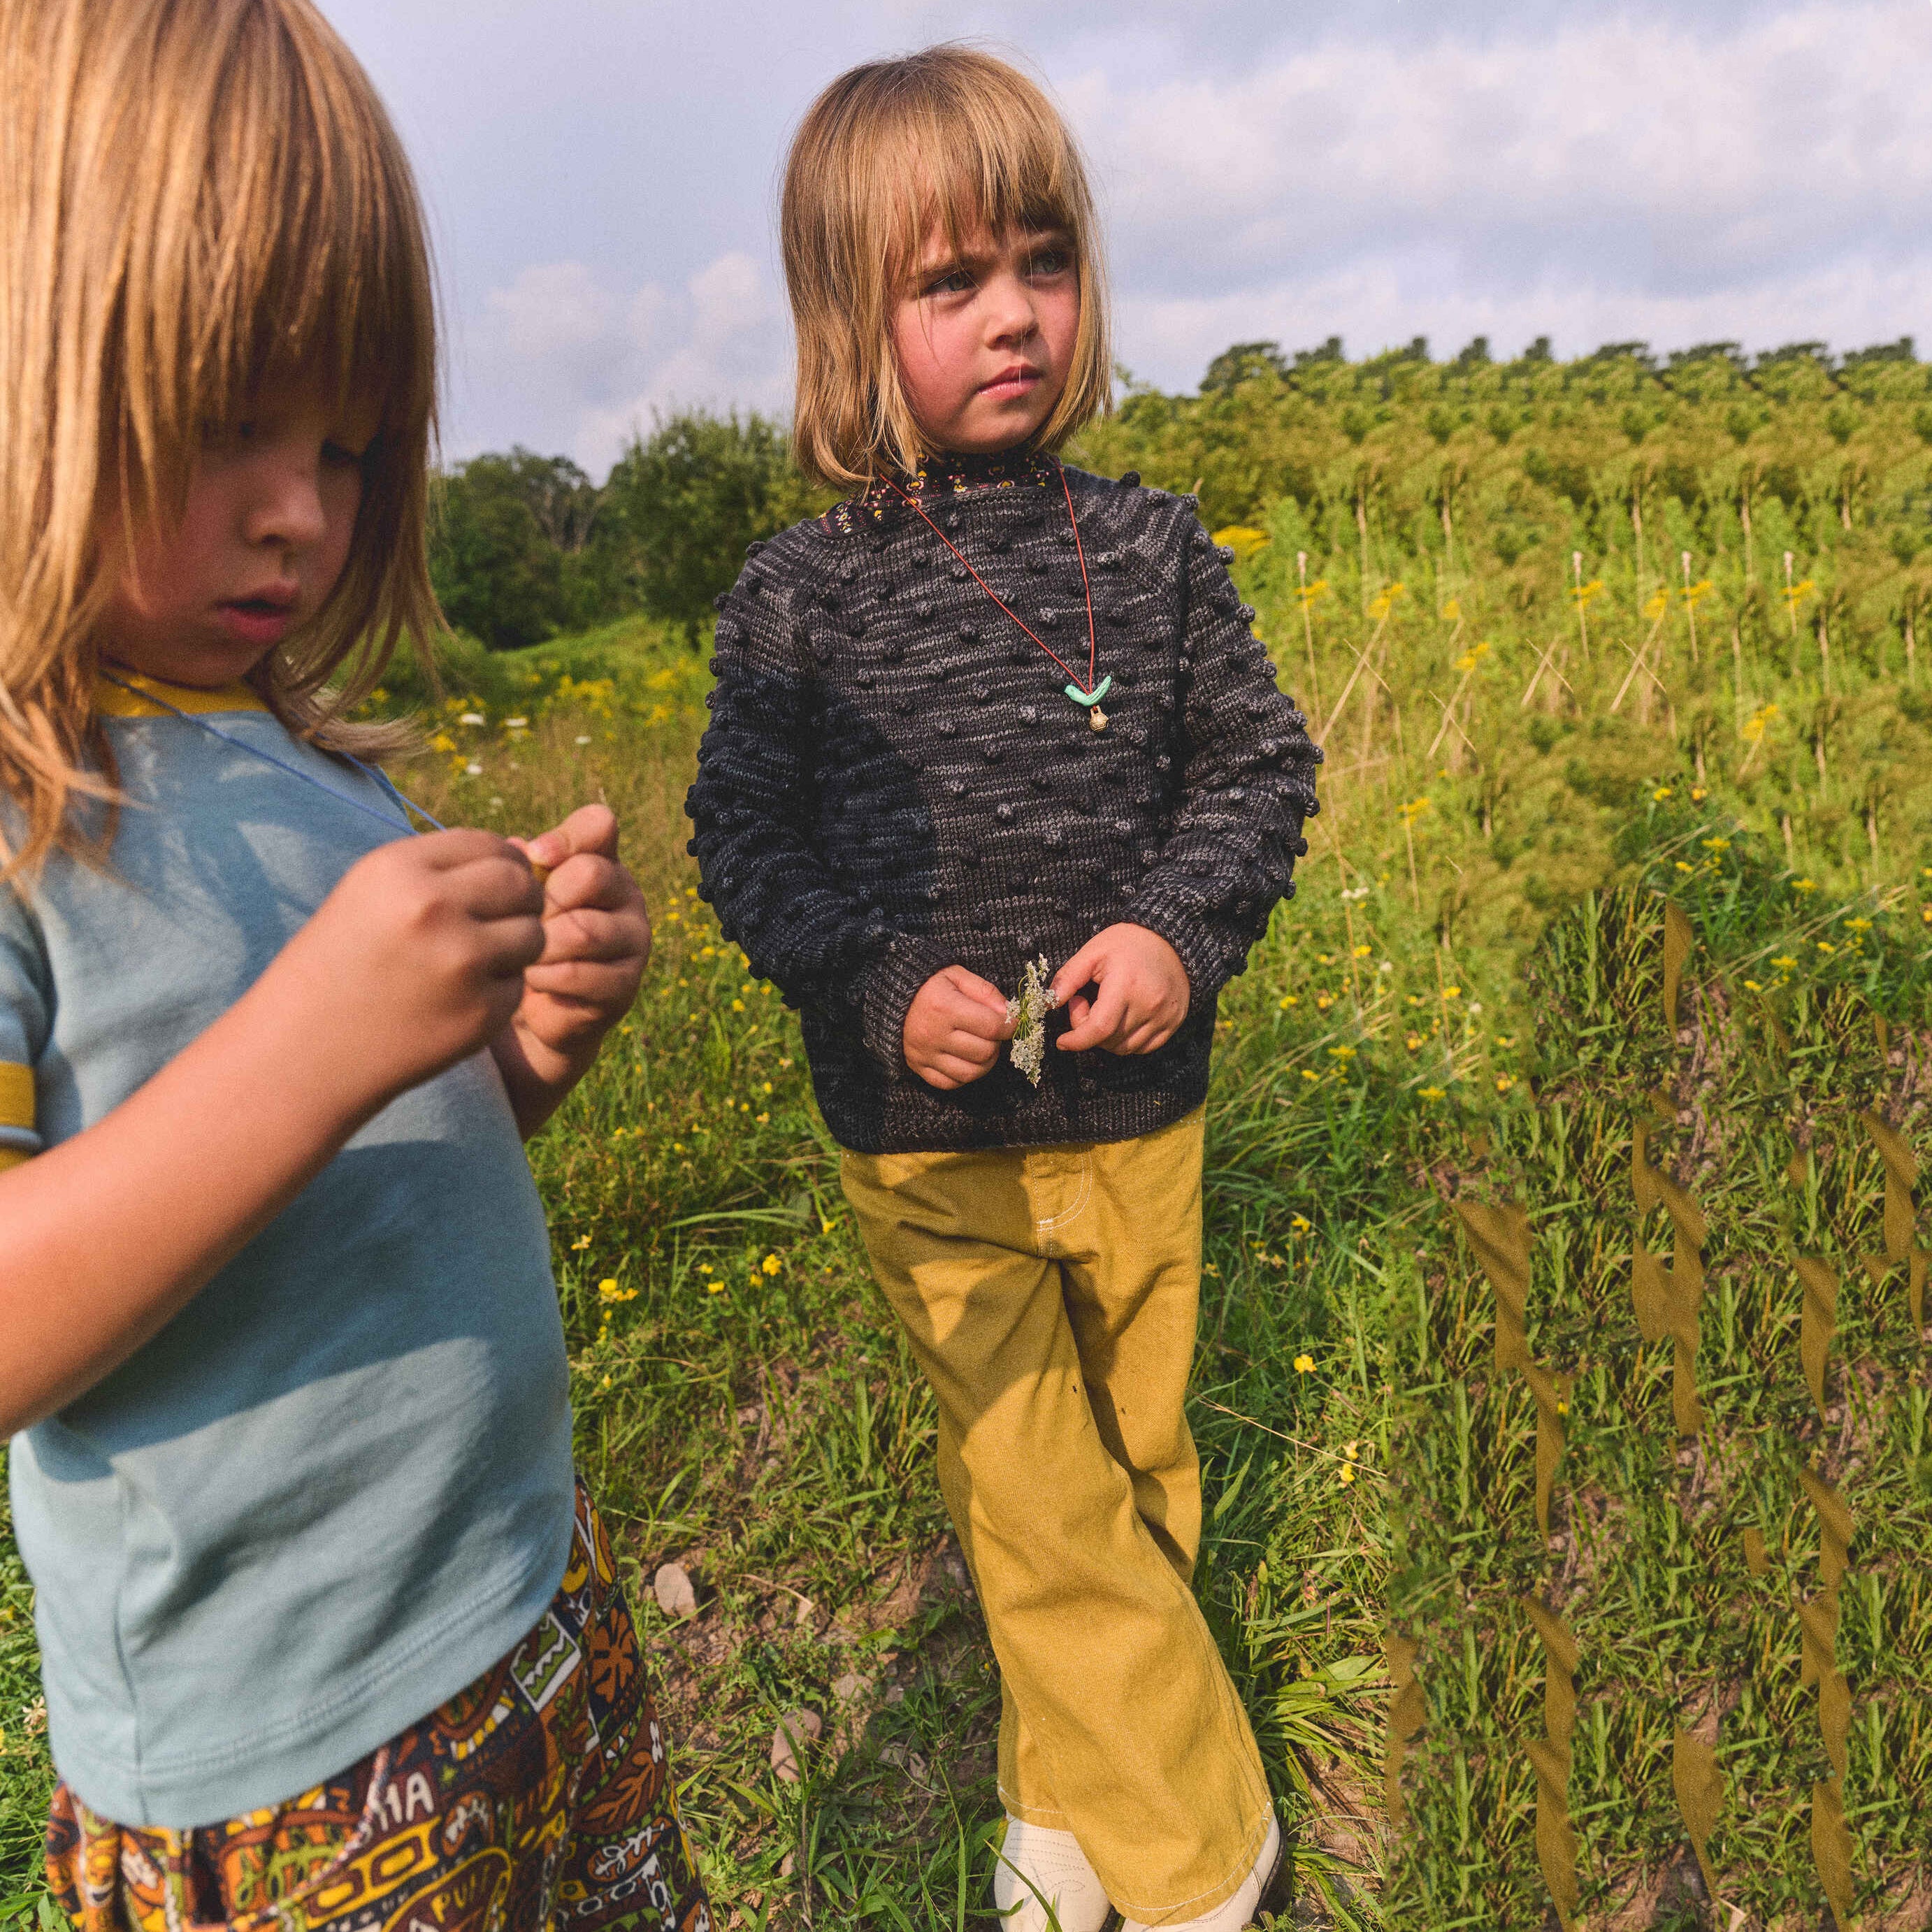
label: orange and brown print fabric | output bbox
[45,1481,710,1932]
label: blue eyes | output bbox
[921,246,1074,299]
[199,422,368,466]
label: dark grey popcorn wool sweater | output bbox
[684,452,1322,1154]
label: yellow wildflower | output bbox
[1420,1086,1447,1101]
[1294,1355,1315,1374]
[761,1253,782,1276]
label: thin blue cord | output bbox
[99,672,447,835]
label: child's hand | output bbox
[503,802,651,1072]
[904,965,1014,1089]
[1052,924,1191,1055]
[284,828,547,1101]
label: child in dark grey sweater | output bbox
[686,45,1318,1932]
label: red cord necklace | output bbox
[884,457,1111,731]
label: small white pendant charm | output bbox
[1089,707,1109,732]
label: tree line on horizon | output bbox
[431,331,1931,653]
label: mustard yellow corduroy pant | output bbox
[840,1105,1274,1927]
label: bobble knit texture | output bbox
[684,462,1322,1153]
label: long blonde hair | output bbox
[781,44,1113,491]
[0,0,438,878]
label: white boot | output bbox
[993,1818,1113,1932]
[1120,1815,1283,1932]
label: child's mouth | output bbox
[981,367,1041,401]
[217,597,298,647]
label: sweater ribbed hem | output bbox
[809,1041,1213,1155]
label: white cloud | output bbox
[1066,1,1932,339]
[411,0,1930,462]
[463,250,791,476]
[485,261,617,361]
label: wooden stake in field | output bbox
[1631,484,1648,621]
[1571,552,1592,664]
[1399,797,1427,914]
[1680,552,1701,668]
[1297,550,1323,720]
[1610,602,1671,716]
[1784,552,1797,639]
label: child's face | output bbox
[892,222,1079,457]
[97,381,373,688]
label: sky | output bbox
[316,0,1932,480]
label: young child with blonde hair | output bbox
[0,3,707,1926]
[687,44,1318,1932]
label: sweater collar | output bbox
[835,446,1060,531]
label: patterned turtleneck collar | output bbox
[827,445,1060,532]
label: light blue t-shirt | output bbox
[1,674,575,1829]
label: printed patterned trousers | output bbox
[45,1480,709,1932]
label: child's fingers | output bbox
[935,986,1008,1039]
[1050,940,1104,1008]
[1057,977,1130,1051]
[941,1026,1000,1066]
[443,850,549,923]
[943,968,1013,1035]
[947,965,1009,1009]
[1116,1016,1174,1055]
[522,956,644,1009]
[532,903,650,967]
[917,1051,997,1090]
[515,802,620,877]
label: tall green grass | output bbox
[7,330,1932,1931]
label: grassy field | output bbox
[6,338,1932,1929]
[0,624,1387,1931]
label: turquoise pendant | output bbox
[1065,675,1112,732]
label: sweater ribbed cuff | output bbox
[858,934,956,1077]
[1118,898,1228,1011]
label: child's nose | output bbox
[984,273,1039,347]
[243,451,329,552]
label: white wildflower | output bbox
[1006,956,1060,1088]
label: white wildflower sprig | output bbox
[1006,955,1060,1088]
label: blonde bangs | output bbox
[783,45,1113,489]
[0,0,438,880]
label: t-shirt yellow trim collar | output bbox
[94,670,271,719]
